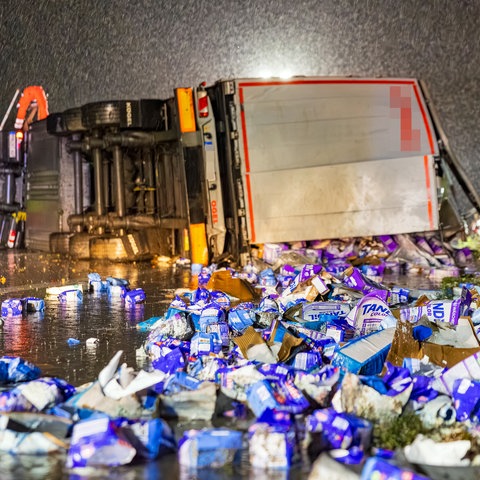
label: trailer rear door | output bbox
[235,78,439,244]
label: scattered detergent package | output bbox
[248,410,299,470]
[114,417,176,460]
[1,298,23,317]
[306,408,372,464]
[67,415,136,468]
[125,288,146,306]
[0,356,41,384]
[88,272,106,292]
[178,428,243,468]
[58,289,83,303]
[22,297,45,312]
[361,457,429,479]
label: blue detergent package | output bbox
[106,276,129,287]
[107,284,128,300]
[247,379,309,417]
[88,272,106,292]
[151,347,185,375]
[0,356,41,384]
[162,371,202,395]
[1,298,23,316]
[58,289,83,303]
[228,307,255,333]
[452,378,480,421]
[306,408,372,464]
[22,297,45,312]
[190,332,222,356]
[361,457,429,479]
[178,428,243,468]
[67,415,136,467]
[114,417,177,459]
[0,377,75,412]
[125,288,146,306]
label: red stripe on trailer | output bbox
[423,155,435,230]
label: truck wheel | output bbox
[82,102,121,129]
[63,107,85,132]
[49,232,72,254]
[69,232,91,259]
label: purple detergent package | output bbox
[306,408,372,458]
[282,264,322,297]
[452,378,480,421]
[125,288,146,306]
[409,375,439,405]
[257,363,293,382]
[343,267,387,295]
[352,290,395,336]
[67,415,136,467]
[178,428,243,468]
[151,347,185,375]
[376,235,399,253]
[114,417,176,459]
[192,287,211,305]
[1,298,23,316]
[0,356,41,384]
[398,299,462,325]
[361,457,429,480]
[209,290,231,308]
[325,259,351,275]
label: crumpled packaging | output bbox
[159,381,217,420]
[404,435,471,467]
[385,317,480,370]
[233,326,278,363]
[206,269,258,302]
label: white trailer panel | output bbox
[235,78,439,244]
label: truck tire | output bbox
[63,108,85,132]
[82,102,121,129]
[49,232,72,254]
[69,232,91,259]
[46,108,85,135]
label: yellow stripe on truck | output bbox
[176,87,196,133]
[189,223,208,266]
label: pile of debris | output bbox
[1,231,480,479]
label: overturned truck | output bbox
[24,77,480,264]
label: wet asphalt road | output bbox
[0,249,445,479]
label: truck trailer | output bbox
[19,77,479,264]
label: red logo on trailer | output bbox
[211,200,218,224]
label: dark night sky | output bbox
[1,0,479,208]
